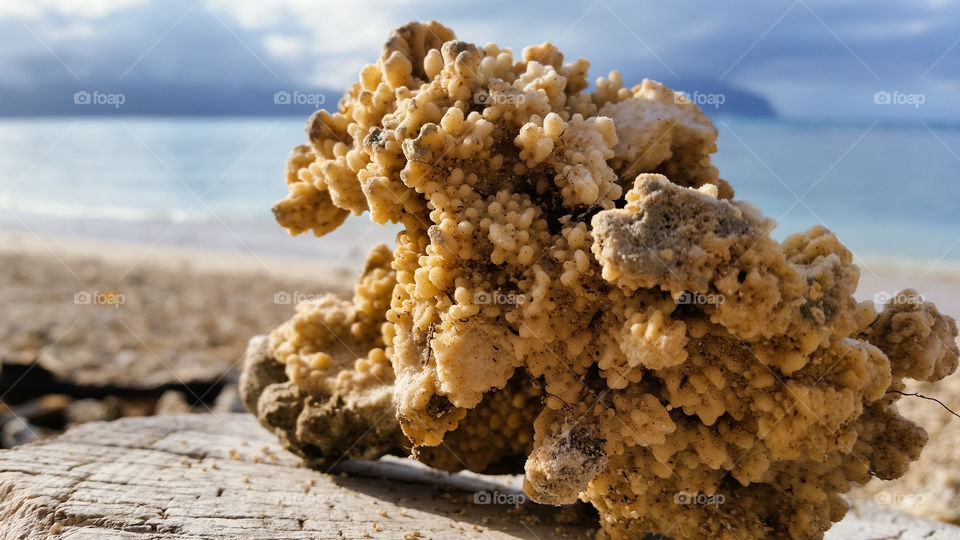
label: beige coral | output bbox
[242,20,960,540]
[241,245,405,463]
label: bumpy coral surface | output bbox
[242,21,960,539]
[850,298,960,523]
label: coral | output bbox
[848,295,960,523]
[241,246,406,463]
[849,372,960,524]
[242,21,960,539]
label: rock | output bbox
[154,390,193,415]
[65,396,123,426]
[212,384,244,414]
[0,417,44,447]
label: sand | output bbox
[854,263,960,321]
[0,231,357,390]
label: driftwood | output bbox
[0,414,957,540]
[0,414,595,539]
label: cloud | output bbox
[2,0,960,118]
[0,0,149,20]
[263,34,306,60]
[205,0,411,54]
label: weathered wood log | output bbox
[0,414,596,539]
[0,414,957,539]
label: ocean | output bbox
[0,116,958,272]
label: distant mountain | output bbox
[669,80,777,117]
[0,80,775,117]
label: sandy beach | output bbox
[0,230,358,438]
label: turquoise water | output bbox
[0,117,958,271]
[712,119,960,270]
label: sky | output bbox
[1,0,959,119]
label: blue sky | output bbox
[1,0,958,119]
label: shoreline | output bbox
[2,228,958,319]
[852,263,960,319]
[855,253,960,280]
[0,230,358,284]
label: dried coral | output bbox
[241,245,406,463]
[241,21,960,540]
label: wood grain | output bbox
[0,414,956,539]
